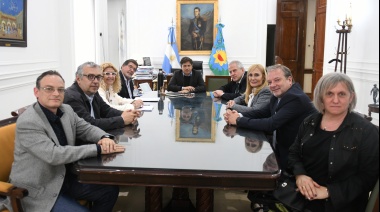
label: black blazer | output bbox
[237,83,317,169]
[64,82,125,131]
[219,71,247,101]
[118,71,135,99]
[167,70,206,93]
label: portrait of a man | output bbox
[188,7,207,50]
[177,0,218,55]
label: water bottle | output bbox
[158,96,164,115]
[157,69,164,94]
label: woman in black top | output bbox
[288,73,379,211]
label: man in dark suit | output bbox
[167,57,206,93]
[213,60,247,101]
[64,61,139,131]
[118,59,138,99]
[224,64,317,170]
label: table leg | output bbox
[196,189,214,212]
[164,188,195,212]
[145,187,163,212]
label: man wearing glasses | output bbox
[5,70,124,211]
[118,59,138,99]
[64,62,140,131]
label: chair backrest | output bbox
[192,61,203,76]
[0,116,18,182]
[11,105,30,117]
[366,179,379,212]
[170,68,181,74]
[205,75,231,91]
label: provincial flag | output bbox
[162,26,180,73]
[209,23,228,75]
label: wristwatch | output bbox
[101,134,115,140]
[236,117,241,124]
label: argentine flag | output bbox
[162,26,180,73]
[209,23,229,75]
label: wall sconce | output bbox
[333,2,353,74]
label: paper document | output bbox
[139,105,154,111]
[139,82,152,93]
[138,97,160,102]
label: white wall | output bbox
[0,0,76,119]
[0,0,378,125]
[324,0,379,125]
[103,0,274,76]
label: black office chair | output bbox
[192,61,203,76]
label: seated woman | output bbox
[99,62,143,111]
[288,73,379,211]
[226,64,271,113]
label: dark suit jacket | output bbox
[167,70,206,93]
[118,70,134,99]
[237,83,317,169]
[64,82,125,130]
[219,72,247,101]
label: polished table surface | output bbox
[75,91,280,211]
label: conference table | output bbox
[75,91,280,212]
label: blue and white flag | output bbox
[162,26,180,73]
[209,23,229,76]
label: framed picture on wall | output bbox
[0,0,27,47]
[176,0,218,55]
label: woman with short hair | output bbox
[288,72,379,211]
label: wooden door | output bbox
[275,0,307,86]
[312,0,327,99]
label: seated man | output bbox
[224,64,317,170]
[213,60,247,101]
[64,61,139,131]
[167,57,206,93]
[118,59,138,99]
[5,70,125,212]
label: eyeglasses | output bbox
[82,74,103,81]
[40,87,66,94]
[128,64,137,71]
[103,72,117,76]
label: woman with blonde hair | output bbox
[226,64,271,113]
[99,62,143,111]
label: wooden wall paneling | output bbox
[312,0,327,100]
[275,0,307,87]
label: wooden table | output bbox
[75,92,280,212]
[368,104,379,117]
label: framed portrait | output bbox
[175,98,216,142]
[0,0,27,47]
[176,0,218,55]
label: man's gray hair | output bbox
[266,64,293,78]
[229,60,244,70]
[76,62,101,77]
[313,72,357,113]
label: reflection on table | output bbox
[76,92,280,212]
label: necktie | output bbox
[89,97,95,118]
[272,99,281,149]
[235,83,240,94]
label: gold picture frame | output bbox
[176,0,218,55]
[0,0,27,47]
[175,103,216,143]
